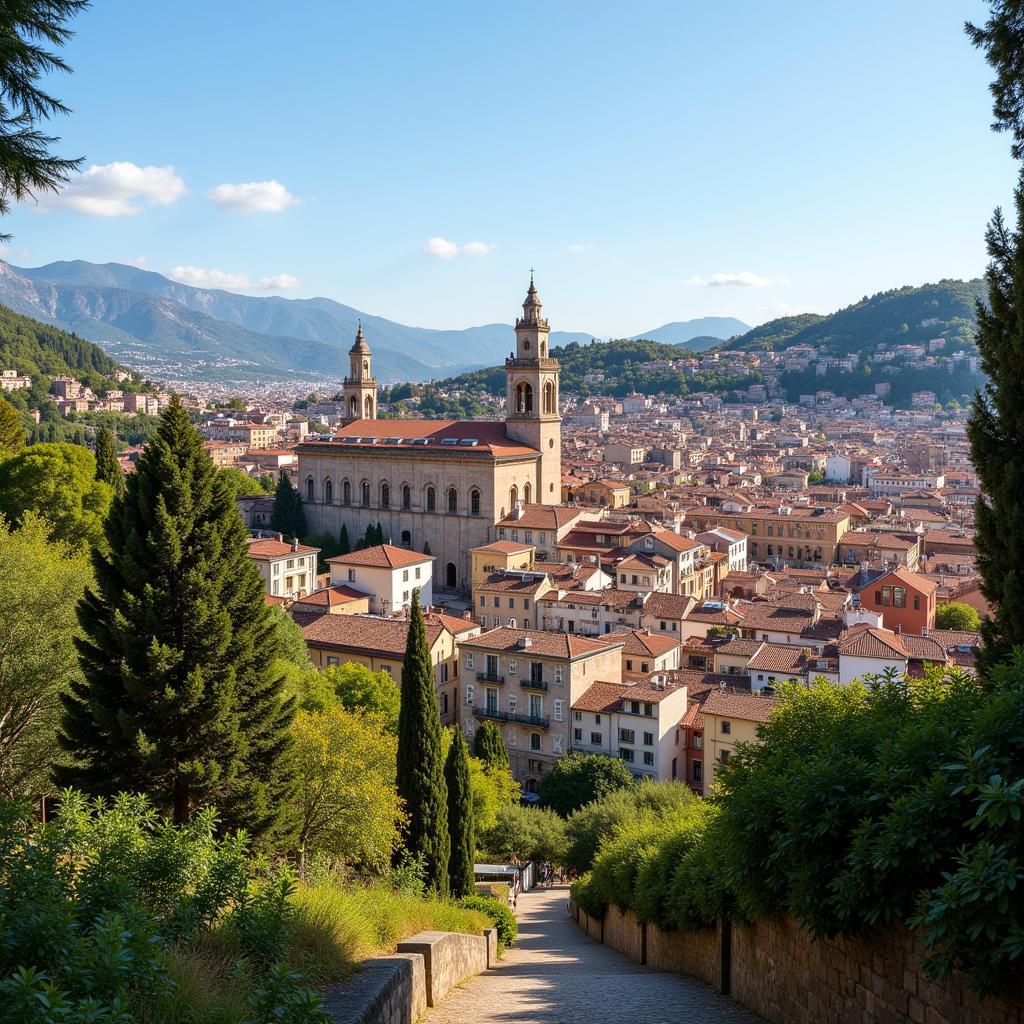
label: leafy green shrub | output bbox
[457,894,517,949]
[538,752,635,816]
[478,802,567,864]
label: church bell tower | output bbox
[343,321,377,424]
[505,275,561,503]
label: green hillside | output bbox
[724,279,985,353]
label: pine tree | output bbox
[375,521,384,545]
[58,397,296,841]
[445,728,475,898]
[967,6,1024,669]
[93,426,124,496]
[270,470,307,539]
[339,523,350,554]
[396,591,449,892]
[0,396,25,456]
[473,719,510,770]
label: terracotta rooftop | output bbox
[247,537,320,559]
[306,418,540,458]
[303,614,446,657]
[597,628,681,659]
[837,624,909,659]
[571,681,629,713]
[701,690,779,723]
[326,544,433,569]
[458,627,623,660]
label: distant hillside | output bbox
[631,316,749,347]
[0,261,595,383]
[723,280,985,354]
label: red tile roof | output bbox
[701,690,779,723]
[326,544,433,569]
[313,418,540,458]
[248,537,320,559]
[458,627,622,659]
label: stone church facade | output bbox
[297,279,562,592]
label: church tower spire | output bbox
[505,275,561,503]
[342,320,377,423]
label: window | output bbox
[442,693,449,715]
[530,733,541,751]
[380,483,390,509]
[347,568,356,582]
[465,684,474,705]
[529,694,543,719]
[361,481,370,507]
[326,655,339,666]
[554,665,563,686]
[594,714,601,725]
[415,567,421,580]
[721,721,731,735]
[508,694,517,714]
[619,728,635,743]
[694,733,702,750]
[343,480,351,505]
[913,595,920,610]
[508,658,518,676]
[324,478,333,503]
[402,569,409,583]
[719,750,731,765]
[508,598,515,609]
[493,597,500,608]
[306,478,314,501]
[426,486,436,512]
[402,485,411,510]
[464,653,474,670]
[893,586,907,609]
[485,688,498,713]
[693,761,703,783]
[643,732,654,746]
[626,659,633,671]
[381,665,392,676]
[591,731,602,745]
[553,699,564,721]
[530,662,543,684]
[620,747,634,763]
[574,728,582,742]
[644,702,653,716]
[643,751,655,766]
[470,489,481,516]
[507,618,516,627]
[574,710,582,721]
[447,488,458,514]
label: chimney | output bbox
[292,536,299,552]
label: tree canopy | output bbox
[538,751,635,817]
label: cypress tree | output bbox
[967,6,1024,669]
[270,470,307,539]
[58,396,296,841]
[396,590,449,892]
[375,521,384,545]
[93,426,124,496]
[0,396,25,456]
[445,729,475,898]
[339,523,350,554]
[473,719,510,770]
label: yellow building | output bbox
[698,690,778,795]
[471,540,535,591]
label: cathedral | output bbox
[297,278,562,591]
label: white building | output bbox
[247,535,320,599]
[695,528,748,574]
[1,369,31,392]
[326,544,434,615]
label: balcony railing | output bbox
[471,706,549,728]
[476,672,504,684]
[520,678,548,691]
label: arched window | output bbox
[446,562,457,588]
[324,478,333,504]
[426,486,436,512]
[380,482,390,509]
[447,487,458,514]
[361,481,370,507]
[364,394,373,418]
[515,381,533,414]
[543,381,556,414]
[523,482,532,504]
[342,479,351,505]
[510,485,518,508]
[348,395,357,418]
[401,529,412,549]
[470,489,481,516]
[306,477,314,502]
[402,485,411,510]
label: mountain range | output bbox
[0,261,748,384]
[629,316,750,348]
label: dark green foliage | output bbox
[473,719,509,769]
[0,790,327,1022]
[478,803,567,864]
[338,523,350,554]
[271,471,307,539]
[934,602,982,631]
[58,397,296,843]
[0,1,88,240]
[0,394,25,455]
[538,751,634,817]
[968,1,1024,159]
[969,175,1024,668]
[93,425,124,495]
[395,592,449,893]
[458,894,517,949]
[445,729,475,899]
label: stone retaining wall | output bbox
[570,903,1024,1024]
[324,928,494,1024]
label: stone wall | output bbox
[570,904,1024,1024]
[324,928,493,1024]
[396,929,489,1007]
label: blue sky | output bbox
[4,0,1015,335]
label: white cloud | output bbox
[683,271,789,288]
[207,180,298,212]
[567,243,592,253]
[167,265,301,292]
[425,236,493,259]
[37,162,186,216]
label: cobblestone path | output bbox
[425,884,761,1024]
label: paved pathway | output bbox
[426,885,761,1024]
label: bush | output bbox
[478,803,567,864]
[934,601,981,632]
[458,894,518,949]
[538,752,634,816]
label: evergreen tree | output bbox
[339,523,350,554]
[473,719,510,769]
[395,591,449,892]
[270,470,307,539]
[58,397,296,841]
[93,426,124,496]
[445,729,475,898]
[0,396,26,456]
[375,521,385,545]
[967,5,1024,669]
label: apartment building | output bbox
[247,535,319,599]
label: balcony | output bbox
[471,706,550,729]
[476,672,504,684]
[520,678,548,691]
